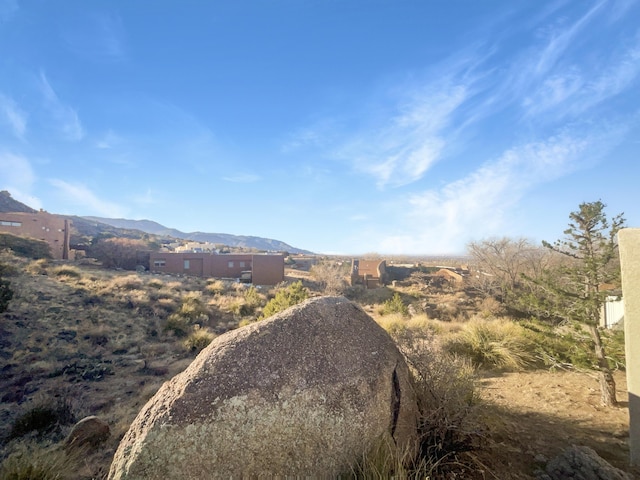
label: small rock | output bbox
[545,445,632,480]
[64,416,110,450]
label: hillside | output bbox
[0,191,37,214]
[0,251,636,479]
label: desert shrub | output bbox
[478,296,506,318]
[366,324,481,477]
[0,276,13,313]
[260,281,309,319]
[310,261,348,294]
[0,442,81,480]
[164,292,209,337]
[89,237,150,270]
[205,279,227,295]
[7,398,75,441]
[376,313,436,339]
[0,261,19,277]
[52,265,81,279]
[109,274,144,291]
[146,278,164,289]
[379,293,409,317]
[26,259,49,275]
[444,318,535,370]
[183,327,216,353]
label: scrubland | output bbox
[0,252,635,479]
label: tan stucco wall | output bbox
[619,228,640,466]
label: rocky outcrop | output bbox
[109,296,418,479]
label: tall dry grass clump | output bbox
[0,442,82,480]
[372,316,482,478]
[444,317,535,370]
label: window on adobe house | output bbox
[0,221,22,227]
[240,261,245,268]
[228,261,234,268]
[154,259,166,267]
[184,260,190,269]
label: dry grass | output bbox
[443,317,536,371]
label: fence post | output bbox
[619,228,640,466]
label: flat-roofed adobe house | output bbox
[149,252,285,285]
[0,211,71,260]
[350,259,387,288]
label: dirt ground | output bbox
[474,369,638,479]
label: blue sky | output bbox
[1,1,639,255]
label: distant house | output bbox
[350,259,387,288]
[149,252,285,285]
[0,211,71,259]
[601,295,624,329]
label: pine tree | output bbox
[541,200,625,406]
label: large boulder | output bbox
[109,296,418,479]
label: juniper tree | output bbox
[541,200,625,406]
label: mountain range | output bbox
[0,191,310,254]
[83,216,310,254]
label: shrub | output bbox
[26,259,49,275]
[0,276,13,313]
[7,398,75,441]
[444,318,535,370]
[359,324,481,477]
[205,279,227,295]
[109,274,144,291]
[260,281,309,319]
[146,278,164,289]
[164,293,209,337]
[379,293,409,317]
[52,265,81,279]
[183,327,216,353]
[0,442,81,480]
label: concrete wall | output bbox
[0,211,70,259]
[618,228,640,466]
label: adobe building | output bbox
[0,211,71,260]
[350,259,387,288]
[149,252,285,285]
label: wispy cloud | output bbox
[337,80,470,187]
[96,130,123,149]
[375,128,622,254]
[39,72,84,141]
[0,94,27,139]
[49,179,127,217]
[522,32,640,119]
[0,151,41,208]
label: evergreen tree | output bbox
[541,200,625,406]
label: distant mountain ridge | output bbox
[83,216,311,254]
